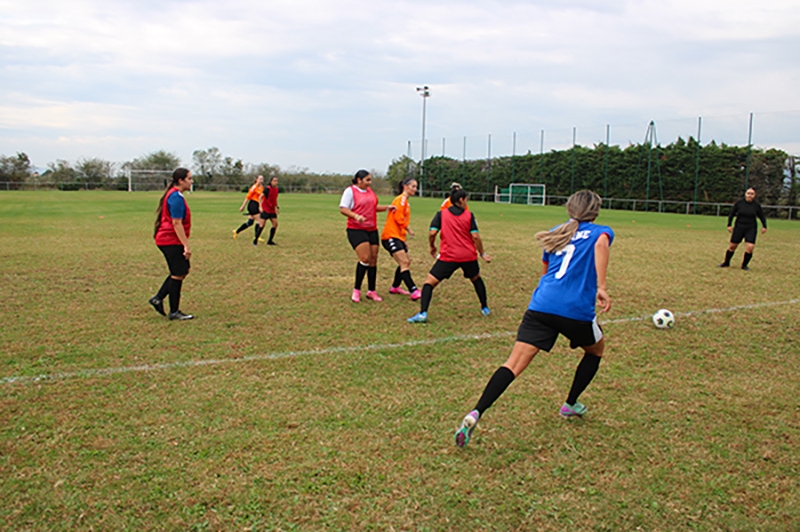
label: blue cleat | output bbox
[559,402,587,418]
[407,311,428,323]
[481,307,491,316]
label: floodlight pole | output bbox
[416,85,430,197]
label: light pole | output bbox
[416,85,430,197]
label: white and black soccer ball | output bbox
[652,309,675,329]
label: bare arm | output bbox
[594,234,610,314]
[172,219,191,258]
[429,229,439,258]
[471,232,491,262]
[340,207,366,223]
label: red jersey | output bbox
[261,185,279,213]
[439,208,477,262]
[347,185,378,231]
[155,188,191,246]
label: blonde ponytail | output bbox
[535,190,602,253]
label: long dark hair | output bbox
[450,189,468,206]
[154,168,190,237]
[397,176,417,195]
[352,169,370,184]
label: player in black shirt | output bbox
[718,187,767,271]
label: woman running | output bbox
[257,175,280,246]
[233,174,264,243]
[149,168,195,321]
[381,177,421,300]
[718,187,767,271]
[339,169,394,303]
[454,190,614,448]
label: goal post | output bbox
[494,183,546,206]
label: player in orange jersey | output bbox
[233,175,264,243]
[381,177,422,300]
[440,182,467,211]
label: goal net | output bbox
[494,183,546,206]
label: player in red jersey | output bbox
[256,176,280,246]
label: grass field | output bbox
[1,190,798,531]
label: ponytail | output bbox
[535,190,602,253]
[154,168,190,237]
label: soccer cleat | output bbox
[365,290,383,302]
[559,402,587,418]
[717,263,729,268]
[741,265,750,271]
[267,241,277,246]
[351,289,361,303]
[481,307,491,316]
[410,289,422,301]
[407,311,428,323]
[258,237,266,243]
[148,296,166,316]
[168,310,194,321]
[389,286,410,296]
[455,410,480,448]
[232,229,238,240]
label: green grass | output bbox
[1,190,798,530]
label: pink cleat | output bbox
[389,286,410,296]
[351,289,361,303]
[365,290,383,302]
[410,289,422,301]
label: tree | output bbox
[386,155,418,191]
[77,157,114,188]
[0,152,32,189]
[127,150,181,171]
[192,147,223,184]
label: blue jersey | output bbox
[528,221,614,322]
[166,190,186,219]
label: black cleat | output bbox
[718,263,729,268]
[741,265,750,271]
[168,310,194,321]
[149,296,166,316]
[267,241,277,245]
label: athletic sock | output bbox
[722,250,734,266]
[566,353,601,406]
[472,277,488,308]
[168,278,183,314]
[420,283,434,313]
[401,269,417,292]
[355,262,368,290]
[367,266,377,292]
[253,224,264,243]
[236,219,254,233]
[474,366,516,415]
[742,252,753,268]
[393,267,402,288]
[156,276,170,300]
[268,227,276,243]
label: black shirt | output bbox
[727,199,767,229]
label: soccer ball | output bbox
[652,309,675,329]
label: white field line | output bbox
[2,298,797,386]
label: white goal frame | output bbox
[494,183,546,206]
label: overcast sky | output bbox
[1,0,799,174]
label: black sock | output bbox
[420,283,434,313]
[268,227,276,243]
[472,277,488,308]
[367,266,377,292]
[392,267,402,288]
[254,224,264,243]
[722,250,734,266]
[401,270,417,292]
[168,278,183,314]
[566,353,601,405]
[355,262,368,290]
[474,366,516,415]
[742,252,753,268]
[236,219,254,233]
[156,276,170,300]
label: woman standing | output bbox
[718,187,767,271]
[149,168,195,321]
[381,177,422,300]
[339,170,394,303]
[256,175,280,246]
[454,190,613,448]
[233,175,264,243]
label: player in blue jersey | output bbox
[454,190,614,448]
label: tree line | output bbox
[388,138,799,209]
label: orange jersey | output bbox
[440,197,469,211]
[246,183,264,202]
[381,194,411,241]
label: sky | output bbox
[1,0,799,175]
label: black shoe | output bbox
[168,310,194,321]
[718,263,730,268]
[267,241,277,245]
[149,296,166,316]
[741,265,750,271]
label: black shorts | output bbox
[516,309,603,352]
[382,238,408,255]
[429,259,480,281]
[246,200,260,216]
[730,225,757,245]
[347,229,379,249]
[158,245,190,277]
[260,212,277,220]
